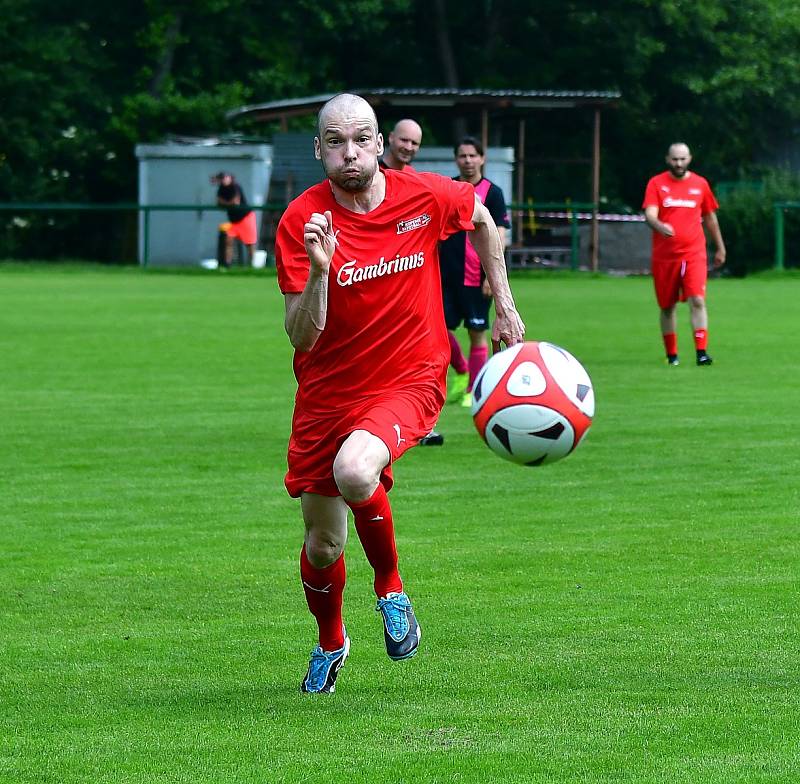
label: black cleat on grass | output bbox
[419,431,444,446]
[666,354,679,366]
[696,351,713,366]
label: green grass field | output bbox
[1,264,799,783]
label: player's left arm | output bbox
[481,226,506,298]
[481,186,510,296]
[703,210,726,268]
[469,195,525,349]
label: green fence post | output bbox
[143,207,150,268]
[774,203,784,271]
[570,208,579,271]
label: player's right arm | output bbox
[284,211,336,351]
[644,205,674,237]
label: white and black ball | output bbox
[471,341,594,466]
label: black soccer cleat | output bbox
[300,633,350,694]
[376,592,421,660]
[666,354,679,366]
[696,351,713,366]
[419,431,444,446]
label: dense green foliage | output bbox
[717,173,800,274]
[2,266,799,782]
[2,0,800,208]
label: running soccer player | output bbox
[642,142,726,366]
[274,93,525,694]
[378,117,443,447]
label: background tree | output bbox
[2,0,800,211]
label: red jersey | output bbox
[275,169,475,418]
[642,171,719,263]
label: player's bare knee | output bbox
[688,295,705,310]
[332,453,376,501]
[332,432,385,500]
[304,532,344,567]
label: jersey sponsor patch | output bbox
[663,197,697,208]
[336,251,425,287]
[396,213,431,234]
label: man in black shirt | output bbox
[439,137,510,407]
[212,172,257,268]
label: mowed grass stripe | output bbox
[0,266,798,783]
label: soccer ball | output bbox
[471,341,594,466]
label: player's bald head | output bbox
[392,118,422,142]
[317,93,378,136]
[667,142,691,159]
[665,142,692,178]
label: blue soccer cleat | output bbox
[376,592,421,661]
[300,633,350,694]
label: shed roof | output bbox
[226,87,621,123]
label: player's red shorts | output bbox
[652,254,708,309]
[284,384,444,498]
[226,211,258,245]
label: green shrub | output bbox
[717,170,800,276]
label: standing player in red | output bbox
[275,93,525,694]
[378,117,444,447]
[643,142,726,366]
[379,118,423,172]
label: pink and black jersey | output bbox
[642,171,719,263]
[275,169,475,418]
[439,178,509,287]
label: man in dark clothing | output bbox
[212,172,257,268]
[439,137,510,407]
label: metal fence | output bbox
[773,201,800,270]
[0,201,612,271]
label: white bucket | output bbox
[252,249,267,268]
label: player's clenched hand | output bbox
[304,211,337,273]
[659,221,675,237]
[491,308,526,353]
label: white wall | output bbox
[136,143,272,266]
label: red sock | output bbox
[467,344,489,391]
[662,332,678,357]
[448,331,468,374]
[300,546,346,651]
[350,484,402,598]
[693,328,708,351]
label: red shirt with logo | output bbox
[642,171,719,263]
[275,169,475,418]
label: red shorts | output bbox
[285,385,444,498]
[652,255,707,309]
[226,212,258,245]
